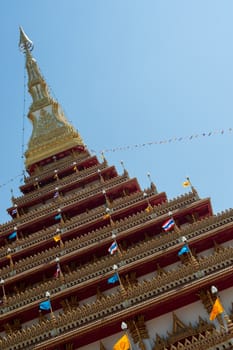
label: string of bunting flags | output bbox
[94,126,233,154]
[0,126,232,191]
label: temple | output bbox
[0,28,232,350]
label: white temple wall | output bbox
[77,285,233,350]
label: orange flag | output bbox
[113,334,130,350]
[209,297,224,321]
[103,213,110,220]
[53,234,61,242]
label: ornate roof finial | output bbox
[19,26,34,53]
[18,27,85,171]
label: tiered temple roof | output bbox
[0,28,232,350]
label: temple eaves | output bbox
[19,27,85,172]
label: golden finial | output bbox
[18,27,85,171]
[19,26,34,53]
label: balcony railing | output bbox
[0,246,232,349]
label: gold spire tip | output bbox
[19,26,34,53]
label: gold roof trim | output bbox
[25,102,84,168]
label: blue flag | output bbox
[54,214,62,220]
[39,300,51,311]
[178,244,190,256]
[8,232,17,240]
[107,273,119,284]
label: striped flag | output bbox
[162,218,175,231]
[108,241,118,255]
[53,191,59,198]
[54,263,60,278]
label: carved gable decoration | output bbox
[176,342,185,349]
[184,338,192,347]
[154,333,167,348]
[172,313,187,334]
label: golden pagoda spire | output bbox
[19,27,84,170]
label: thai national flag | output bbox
[108,241,118,255]
[54,263,60,278]
[53,191,59,198]
[162,218,175,232]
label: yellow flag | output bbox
[6,254,11,260]
[53,234,61,242]
[113,334,130,350]
[209,297,224,321]
[182,180,190,187]
[145,205,152,213]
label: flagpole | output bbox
[45,291,56,324]
[113,264,127,299]
[97,168,104,183]
[57,208,65,225]
[104,207,115,227]
[132,320,146,350]
[72,161,78,173]
[55,257,65,283]
[168,211,179,232]
[34,177,40,189]
[102,189,111,208]
[147,172,157,193]
[14,226,18,241]
[210,285,233,334]
[185,176,198,196]
[121,322,133,350]
[180,236,199,270]
[54,169,59,180]
[54,187,61,202]
[13,204,20,219]
[6,248,14,272]
[143,192,153,213]
[0,278,7,304]
[120,160,128,177]
[101,151,107,165]
[111,231,123,257]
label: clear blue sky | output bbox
[0,1,233,222]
